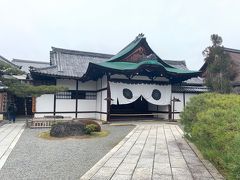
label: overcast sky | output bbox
[0,0,240,70]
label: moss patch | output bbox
[90,130,109,137]
[110,124,136,127]
[38,130,109,140]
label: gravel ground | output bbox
[0,124,135,180]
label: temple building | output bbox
[29,34,207,121]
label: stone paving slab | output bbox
[80,124,223,180]
[0,122,25,170]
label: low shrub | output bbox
[50,120,101,137]
[78,119,101,132]
[180,93,240,179]
[84,124,98,134]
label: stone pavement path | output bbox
[81,124,221,180]
[0,122,25,170]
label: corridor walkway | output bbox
[81,124,223,180]
[0,122,25,170]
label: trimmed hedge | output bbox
[180,93,240,179]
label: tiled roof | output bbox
[0,55,19,68]
[172,85,209,93]
[30,38,201,85]
[163,60,188,70]
[183,77,204,85]
[12,59,49,73]
[31,50,196,79]
[31,47,114,78]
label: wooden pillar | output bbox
[53,78,57,116]
[106,80,111,122]
[53,94,56,116]
[75,80,79,119]
[32,97,36,114]
[168,104,172,121]
[172,100,175,121]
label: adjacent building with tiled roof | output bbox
[12,59,49,73]
[200,47,240,92]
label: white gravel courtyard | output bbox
[0,124,134,180]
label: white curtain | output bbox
[110,82,171,105]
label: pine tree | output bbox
[0,61,67,115]
[203,34,235,93]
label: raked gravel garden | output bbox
[0,124,134,180]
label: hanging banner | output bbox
[109,82,171,105]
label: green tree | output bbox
[0,61,24,76]
[202,34,235,93]
[0,61,67,115]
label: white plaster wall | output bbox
[171,92,199,119]
[77,113,96,119]
[96,78,102,90]
[96,79,102,120]
[100,90,108,121]
[36,94,54,112]
[101,75,107,89]
[96,92,101,120]
[35,113,53,118]
[55,113,75,117]
[35,94,54,118]
[57,79,76,90]
[78,80,97,90]
[102,90,107,113]
[56,99,75,112]
[96,77,108,121]
[78,100,96,111]
[172,93,184,113]
[172,93,184,119]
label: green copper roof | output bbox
[109,35,143,61]
[94,60,198,74]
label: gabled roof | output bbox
[12,59,49,73]
[0,55,19,68]
[82,35,200,82]
[30,35,200,83]
[108,34,172,68]
[31,47,113,79]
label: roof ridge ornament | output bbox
[135,33,145,41]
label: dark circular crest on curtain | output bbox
[123,88,133,99]
[152,89,161,100]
